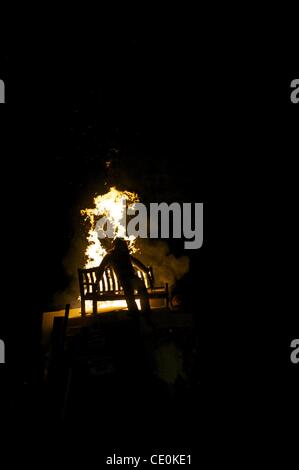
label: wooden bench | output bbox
[78,258,169,316]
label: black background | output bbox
[0,22,298,465]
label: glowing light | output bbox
[81,187,140,311]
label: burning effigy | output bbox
[79,187,169,315]
[81,187,141,312]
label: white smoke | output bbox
[135,239,189,290]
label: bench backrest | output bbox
[78,258,154,297]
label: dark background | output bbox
[1,38,212,461]
[0,27,298,464]
[3,38,210,361]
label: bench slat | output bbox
[78,258,169,316]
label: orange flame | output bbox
[80,187,140,311]
[81,186,139,268]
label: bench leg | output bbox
[81,299,86,317]
[93,299,97,316]
[165,283,169,309]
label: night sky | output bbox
[2,37,211,381]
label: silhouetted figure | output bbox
[96,238,151,314]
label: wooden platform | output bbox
[42,306,193,347]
